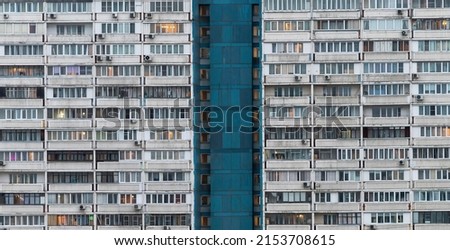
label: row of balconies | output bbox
[265,116,450,127]
[0,160,192,171]
[266,224,450,230]
[266,138,450,148]
[265,159,450,170]
[0,55,190,65]
[266,52,449,63]
[0,76,191,87]
[0,33,190,44]
[0,225,190,230]
[1,12,191,22]
[263,8,450,20]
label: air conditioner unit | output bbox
[3,14,8,19]
[301,139,308,145]
[401,30,408,36]
[112,13,118,18]
[96,56,103,62]
[369,225,376,230]
[79,205,86,210]
[325,75,331,80]
[146,13,152,19]
[134,204,143,211]
[163,226,170,230]
[399,160,405,165]
[49,13,57,19]
[130,120,138,124]
[97,33,105,39]
[397,9,403,15]
[303,182,311,188]
[0,161,5,166]
[412,73,419,80]
[134,141,141,146]
[416,95,424,101]
[105,56,112,61]
[130,12,136,18]
[147,34,155,39]
[294,75,302,81]
[144,55,152,62]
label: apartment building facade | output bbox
[0,0,194,230]
[262,0,450,230]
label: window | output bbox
[264,0,311,11]
[365,148,407,159]
[417,62,450,73]
[264,20,310,31]
[96,151,119,162]
[149,44,185,54]
[419,83,450,94]
[96,66,141,76]
[266,214,311,225]
[363,84,409,96]
[363,41,409,52]
[0,215,44,226]
[145,214,190,226]
[365,127,409,138]
[147,194,187,204]
[0,23,43,34]
[315,149,360,160]
[56,25,85,35]
[266,171,310,181]
[371,213,405,224]
[338,171,360,181]
[273,86,303,97]
[47,131,92,141]
[364,19,408,30]
[268,64,306,75]
[0,152,43,162]
[48,66,92,76]
[323,213,360,225]
[97,44,135,55]
[316,192,332,202]
[316,127,360,139]
[0,87,43,99]
[369,170,405,181]
[149,130,183,140]
[101,0,135,12]
[149,23,184,33]
[419,105,450,116]
[146,108,190,119]
[9,173,37,184]
[97,214,142,226]
[265,127,310,140]
[420,127,450,137]
[48,215,92,226]
[315,41,359,53]
[269,106,307,118]
[47,2,91,12]
[101,23,135,33]
[47,151,93,162]
[145,65,190,76]
[51,44,91,55]
[48,193,93,204]
[319,63,354,74]
[413,0,450,8]
[149,0,184,12]
[47,108,92,119]
[148,150,188,160]
[0,66,44,77]
[272,42,304,53]
[413,19,450,30]
[0,193,44,205]
[0,109,44,120]
[371,107,402,117]
[313,0,359,9]
[147,172,189,182]
[338,192,360,202]
[96,86,140,98]
[364,63,404,73]
[414,212,450,224]
[322,86,352,96]
[365,192,410,202]
[51,88,87,98]
[316,20,359,30]
[266,149,311,160]
[364,0,408,8]
[413,148,450,159]
[266,192,311,203]
[4,45,43,55]
[320,106,360,117]
[144,86,190,98]
[418,40,450,51]
[0,2,43,12]
[414,190,450,201]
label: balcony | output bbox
[265,182,312,191]
[265,96,310,106]
[363,203,409,212]
[0,141,43,150]
[413,116,450,126]
[145,182,191,192]
[0,99,43,107]
[266,203,311,212]
[264,32,310,42]
[412,137,450,146]
[314,117,361,126]
[0,77,43,86]
[0,120,44,129]
[361,30,409,40]
[315,74,359,83]
[146,226,190,230]
[362,95,409,105]
[97,141,141,150]
[315,160,360,169]
[313,31,359,40]
[414,30,450,39]
[47,183,93,192]
[96,162,141,171]
[266,225,311,230]
[315,225,360,230]
[414,224,450,230]
[47,56,92,65]
[143,34,190,43]
[98,226,141,230]
[412,52,450,61]
[145,98,190,107]
[363,138,410,147]
[264,75,310,85]
[413,181,450,189]
[1,34,44,43]
[314,203,360,212]
[364,117,409,126]
[144,204,192,213]
[145,76,190,85]
[0,205,44,213]
[47,120,92,129]
[0,184,44,192]
[315,182,360,191]
[0,56,44,65]
[47,35,92,43]
[149,55,190,64]
[314,96,360,105]
[265,54,310,63]
[47,141,93,150]
[97,77,141,86]
[363,52,409,61]
[266,139,310,148]
[265,160,310,170]
[47,76,92,86]
[365,160,408,168]
[46,98,92,107]
[412,202,450,211]
[314,53,359,62]
[47,162,93,171]
[315,139,360,148]
[96,33,140,43]
[363,181,410,190]
[413,159,449,168]
[144,140,190,150]
[362,74,409,82]
[97,204,142,213]
[97,183,141,192]
[265,117,310,127]
[145,160,192,171]
[0,162,44,171]
[96,98,140,107]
